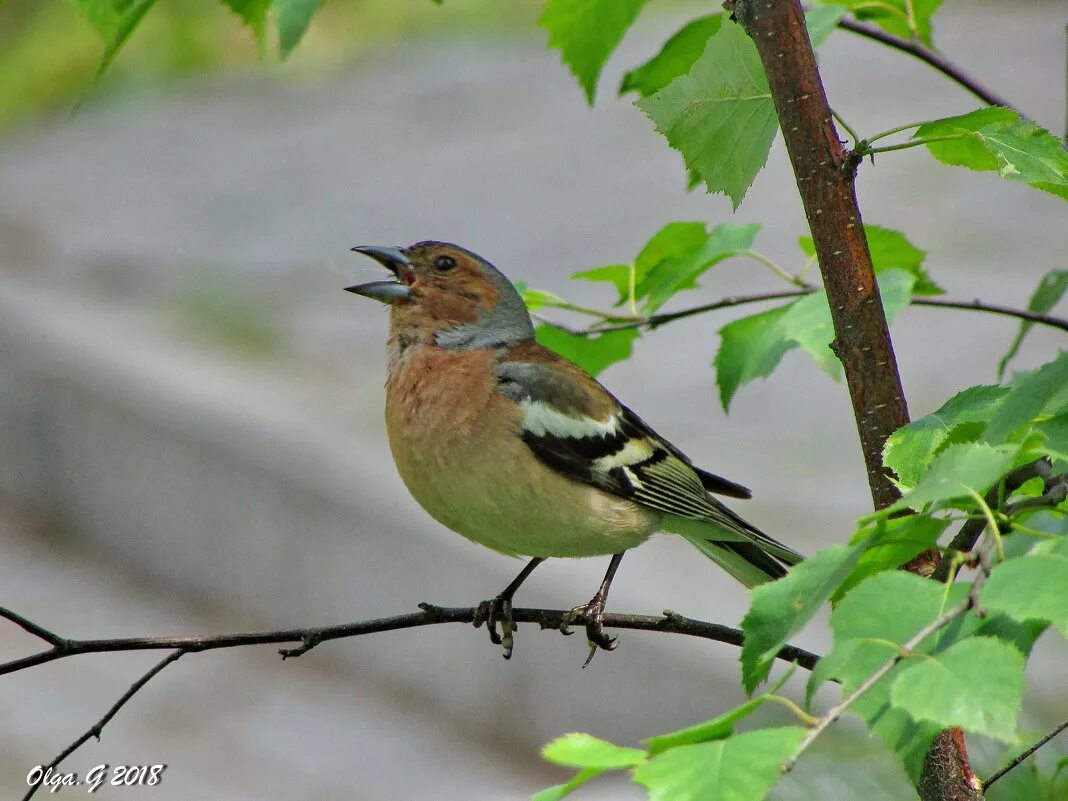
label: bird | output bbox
[346,241,803,661]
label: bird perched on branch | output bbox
[347,241,802,661]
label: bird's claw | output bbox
[562,596,617,667]
[474,595,517,659]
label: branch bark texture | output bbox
[727,2,979,798]
[728,0,910,511]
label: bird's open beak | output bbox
[346,245,414,303]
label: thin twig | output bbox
[0,604,822,677]
[834,15,1024,114]
[912,297,1068,332]
[0,606,67,647]
[569,291,1068,336]
[23,650,185,801]
[982,719,1068,790]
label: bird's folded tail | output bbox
[681,536,790,588]
[664,515,803,588]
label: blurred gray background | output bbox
[1,1,1066,799]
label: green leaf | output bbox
[804,4,847,46]
[896,442,1018,510]
[632,222,709,289]
[540,0,648,104]
[636,223,760,312]
[715,270,914,411]
[621,8,840,100]
[72,0,159,71]
[633,728,804,801]
[772,725,925,801]
[889,637,1024,741]
[636,20,777,208]
[817,0,943,46]
[534,325,639,377]
[975,121,1068,201]
[647,698,768,754]
[883,385,1009,488]
[913,107,1020,170]
[799,225,940,295]
[531,768,604,801]
[779,270,915,380]
[834,516,949,601]
[273,0,324,57]
[998,269,1068,377]
[620,15,723,97]
[1036,412,1068,470]
[220,0,271,46]
[715,303,798,412]
[542,733,646,769]
[741,544,862,693]
[985,352,1068,443]
[571,264,633,307]
[777,291,840,379]
[915,110,1068,202]
[983,554,1068,636]
[521,287,572,312]
[809,571,967,703]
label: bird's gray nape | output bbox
[435,259,534,350]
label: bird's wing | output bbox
[493,347,800,564]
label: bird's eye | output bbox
[434,255,457,272]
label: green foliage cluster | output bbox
[536,353,1068,799]
[521,2,1068,800]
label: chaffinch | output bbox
[347,241,803,660]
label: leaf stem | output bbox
[741,249,811,287]
[766,694,820,727]
[967,489,1004,562]
[866,133,968,155]
[831,109,861,149]
[862,120,926,146]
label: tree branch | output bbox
[23,650,185,801]
[982,718,1068,791]
[581,291,1068,335]
[0,606,68,647]
[912,297,1068,333]
[834,15,1023,115]
[726,1,982,797]
[0,603,821,678]
[6,603,821,798]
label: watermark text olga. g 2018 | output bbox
[26,764,166,794]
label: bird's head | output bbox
[346,241,534,350]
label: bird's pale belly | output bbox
[395,455,658,557]
[387,415,658,558]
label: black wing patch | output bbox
[496,361,800,560]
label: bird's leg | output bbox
[473,557,544,659]
[562,552,625,667]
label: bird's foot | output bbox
[561,595,617,667]
[473,594,517,659]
